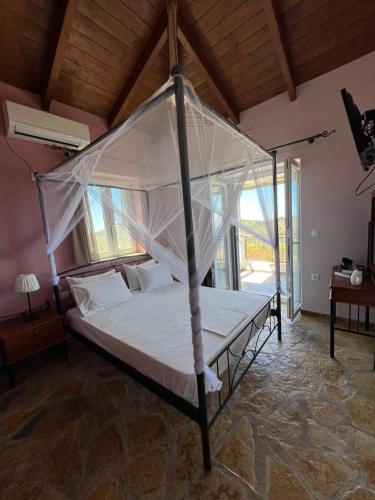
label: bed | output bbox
[36,67,282,471]
[59,258,280,471]
[65,281,271,404]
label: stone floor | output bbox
[0,313,374,500]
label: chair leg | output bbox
[365,306,370,330]
[330,300,335,358]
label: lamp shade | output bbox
[15,274,40,293]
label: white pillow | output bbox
[123,259,155,290]
[70,272,132,316]
[66,269,115,286]
[136,263,173,292]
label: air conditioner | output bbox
[2,100,91,151]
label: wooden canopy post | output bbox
[167,0,178,70]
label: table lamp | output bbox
[14,274,40,321]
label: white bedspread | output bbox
[66,283,270,404]
[200,287,249,336]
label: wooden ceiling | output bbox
[0,0,374,127]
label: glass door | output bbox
[285,159,302,319]
[237,163,286,296]
[213,229,232,289]
[212,186,232,289]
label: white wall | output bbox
[240,51,375,315]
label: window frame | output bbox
[83,186,139,262]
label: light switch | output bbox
[311,273,320,281]
[311,229,320,237]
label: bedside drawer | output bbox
[2,318,65,364]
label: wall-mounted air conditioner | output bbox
[2,100,91,151]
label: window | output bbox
[83,186,138,262]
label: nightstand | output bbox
[330,267,375,369]
[0,309,67,387]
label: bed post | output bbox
[36,177,63,315]
[271,150,282,341]
[172,64,211,472]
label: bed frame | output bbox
[56,256,281,472]
[42,66,282,471]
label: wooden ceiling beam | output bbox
[109,14,167,128]
[43,0,79,109]
[177,23,239,123]
[262,0,296,101]
[167,0,178,70]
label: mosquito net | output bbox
[35,72,275,378]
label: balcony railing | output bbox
[241,234,286,264]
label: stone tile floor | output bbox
[0,313,374,499]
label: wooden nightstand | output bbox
[330,267,375,368]
[0,309,67,387]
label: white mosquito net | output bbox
[35,74,275,379]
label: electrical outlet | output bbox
[311,229,320,237]
[311,273,320,281]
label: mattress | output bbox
[66,282,270,404]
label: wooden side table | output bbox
[329,267,375,368]
[0,309,67,387]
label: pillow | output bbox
[70,272,132,316]
[66,269,115,287]
[136,263,173,292]
[123,259,155,290]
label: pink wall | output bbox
[0,81,107,316]
[240,51,375,315]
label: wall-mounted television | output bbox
[341,88,375,171]
[368,191,375,284]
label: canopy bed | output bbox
[34,66,282,471]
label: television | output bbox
[341,88,375,171]
[368,191,375,284]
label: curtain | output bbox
[72,222,90,265]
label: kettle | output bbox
[350,269,363,286]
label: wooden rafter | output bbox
[262,0,296,101]
[109,14,168,128]
[43,0,79,109]
[177,23,239,124]
[167,0,178,70]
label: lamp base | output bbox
[22,292,39,322]
[22,311,40,322]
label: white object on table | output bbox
[350,269,363,286]
[334,271,351,279]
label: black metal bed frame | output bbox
[39,64,282,471]
[57,259,281,471]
